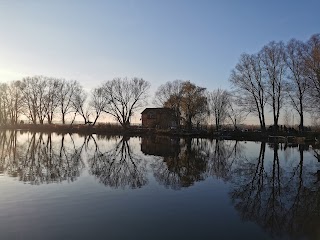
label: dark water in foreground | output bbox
[0,131,320,240]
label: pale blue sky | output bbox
[0,0,319,96]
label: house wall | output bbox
[142,111,175,128]
[141,113,155,128]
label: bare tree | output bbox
[9,77,86,125]
[303,34,320,114]
[207,88,230,131]
[20,76,48,124]
[310,113,320,128]
[226,95,247,130]
[57,80,81,124]
[89,86,109,126]
[282,108,292,127]
[230,53,268,131]
[2,81,24,125]
[43,77,60,124]
[102,77,150,128]
[70,85,90,124]
[35,77,47,124]
[20,76,62,124]
[261,41,287,130]
[0,83,9,125]
[0,83,21,125]
[154,80,184,126]
[285,39,309,131]
[154,80,184,106]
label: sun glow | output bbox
[0,69,27,82]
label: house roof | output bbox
[141,108,175,114]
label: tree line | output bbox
[230,33,320,131]
[0,76,150,128]
[0,33,319,131]
[155,33,320,132]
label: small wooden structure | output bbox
[141,108,176,129]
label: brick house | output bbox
[141,108,177,129]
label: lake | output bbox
[0,131,319,240]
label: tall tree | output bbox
[226,95,247,130]
[0,83,8,125]
[207,89,230,131]
[154,80,183,126]
[57,80,81,124]
[285,39,309,131]
[179,81,207,131]
[7,81,23,124]
[261,41,287,130]
[230,53,268,131]
[90,86,109,126]
[303,33,320,114]
[20,76,47,124]
[102,77,150,128]
[71,84,89,124]
[155,80,207,130]
[43,77,60,124]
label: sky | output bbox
[0,0,319,124]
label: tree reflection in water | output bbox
[313,143,320,163]
[205,139,244,181]
[230,141,320,239]
[0,131,85,184]
[87,136,148,189]
[2,131,320,238]
[155,138,207,189]
[147,137,242,189]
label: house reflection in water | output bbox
[141,136,180,157]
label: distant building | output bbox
[141,108,176,129]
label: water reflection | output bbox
[1,131,320,238]
[148,137,208,190]
[144,136,243,189]
[141,136,180,157]
[88,136,148,189]
[0,131,85,184]
[230,142,320,239]
[205,139,244,181]
[313,144,320,162]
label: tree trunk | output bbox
[299,100,304,132]
[62,113,66,125]
[92,115,99,126]
[70,113,76,125]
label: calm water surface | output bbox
[0,131,320,240]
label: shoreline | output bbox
[0,124,319,143]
